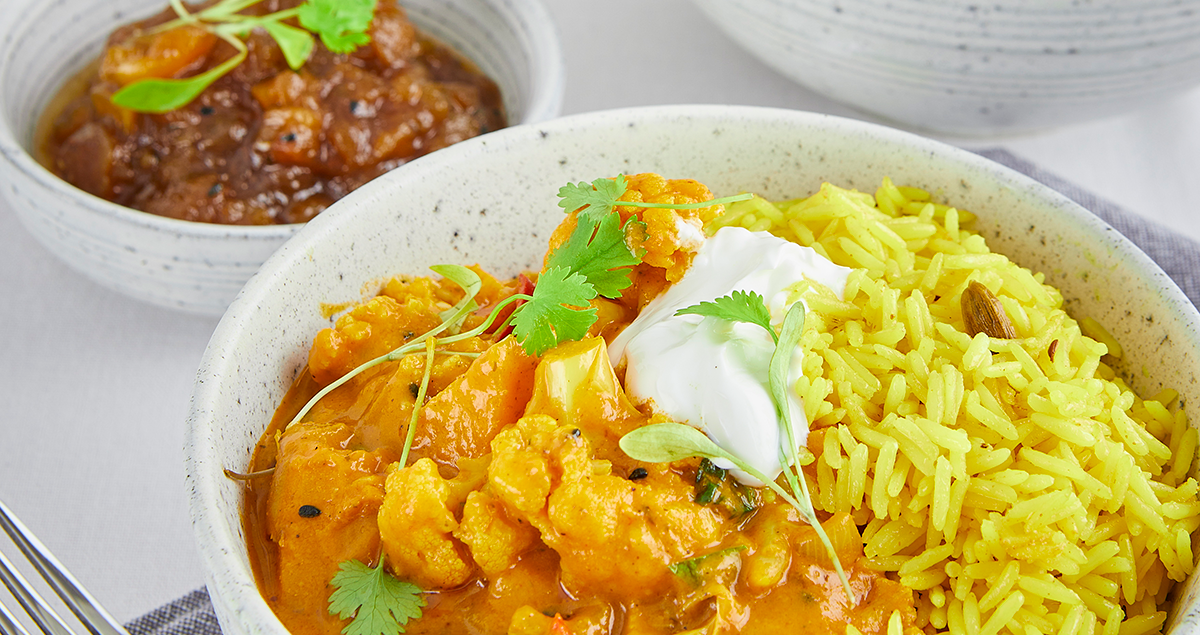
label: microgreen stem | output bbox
[770,302,855,604]
[208,8,301,41]
[617,193,754,211]
[168,0,197,24]
[201,0,268,19]
[285,293,529,431]
[398,337,437,468]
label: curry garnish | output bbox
[111,0,377,113]
[622,293,856,603]
[675,290,774,338]
[514,176,753,355]
[693,459,758,517]
[328,559,424,635]
[558,175,753,221]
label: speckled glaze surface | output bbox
[0,0,563,315]
[692,0,1200,136]
[185,105,1200,635]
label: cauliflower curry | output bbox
[243,174,918,635]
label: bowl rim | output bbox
[0,0,564,238]
[185,103,1200,635]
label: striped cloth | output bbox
[126,148,1200,635]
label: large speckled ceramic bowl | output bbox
[0,0,563,315]
[186,105,1200,635]
[691,0,1200,136]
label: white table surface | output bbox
[2,0,1199,625]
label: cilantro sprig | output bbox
[512,203,645,355]
[558,175,753,223]
[623,294,856,603]
[111,0,377,113]
[328,559,424,635]
[675,290,775,341]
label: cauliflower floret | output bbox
[487,415,562,516]
[544,173,724,312]
[308,285,446,385]
[617,173,721,282]
[454,490,539,577]
[487,413,733,601]
[265,423,391,634]
[378,458,474,589]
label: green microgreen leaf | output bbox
[620,423,808,508]
[431,264,482,331]
[768,301,854,602]
[675,290,776,344]
[768,301,805,434]
[297,0,376,53]
[110,43,246,113]
[620,423,737,464]
[510,266,598,357]
[544,208,643,299]
[114,0,375,112]
[328,559,424,635]
[264,21,315,69]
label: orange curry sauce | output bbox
[242,175,919,635]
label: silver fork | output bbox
[0,499,129,635]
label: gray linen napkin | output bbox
[125,148,1200,635]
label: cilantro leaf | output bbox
[511,267,598,356]
[556,173,753,225]
[298,0,377,53]
[675,290,776,343]
[557,175,628,223]
[328,559,424,635]
[545,208,642,298]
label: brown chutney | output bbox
[38,0,505,225]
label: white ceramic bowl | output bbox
[692,0,1200,136]
[185,105,1200,634]
[0,0,564,315]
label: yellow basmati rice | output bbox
[710,179,1199,635]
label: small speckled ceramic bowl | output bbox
[186,105,1200,634]
[691,0,1200,136]
[0,0,564,315]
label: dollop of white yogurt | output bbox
[609,226,851,485]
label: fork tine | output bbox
[0,502,128,635]
[0,594,32,635]
[0,548,74,635]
